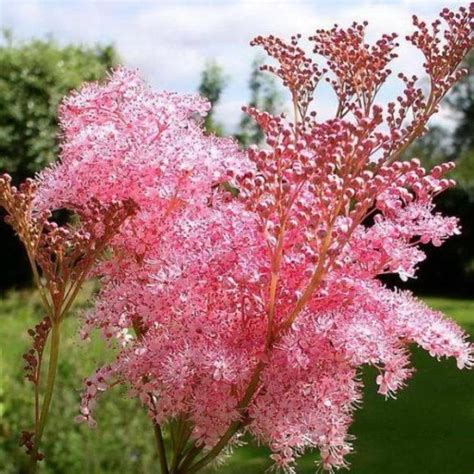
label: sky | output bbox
[0,0,466,131]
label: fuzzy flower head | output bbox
[35,67,242,217]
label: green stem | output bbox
[176,445,204,474]
[29,321,61,472]
[170,418,191,473]
[154,423,169,474]
[184,422,239,474]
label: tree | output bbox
[0,31,117,183]
[197,60,228,135]
[235,55,282,147]
[396,52,474,297]
[447,52,474,157]
[0,32,117,289]
[404,124,450,168]
[406,53,474,176]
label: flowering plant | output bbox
[1,4,473,473]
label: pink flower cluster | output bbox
[35,68,242,258]
[33,5,473,473]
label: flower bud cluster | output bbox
[250,34,324,119]
[0,175,49,255]
[311,22,398,116]
[408,6,473,99]
[19,431,43,461]
[23,317,52,385]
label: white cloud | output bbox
[1,0,455,130]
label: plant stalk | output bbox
[29,321,61,473]
[154,423,169,474]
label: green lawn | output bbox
[0,290,473,473]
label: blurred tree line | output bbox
[1,32,472,296]
[197,55,282,144]
[0,32,118,289]
[397,53,474,297]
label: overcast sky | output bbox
[1,0,465,131]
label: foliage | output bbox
[0,32,117,290]
[198,60,228,135]
[404,125,450,169]
[235,55,282,147]
[0,31,117,182]
[0,287,158,474]
[448,50,474,188]
[446,52,474,156]
[453,149,474,187]
[400,50,474,297]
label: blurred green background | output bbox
[0,29,473,474]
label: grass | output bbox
[0,286,157,474]
[348,297,474,474]
[0,290,473,473]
